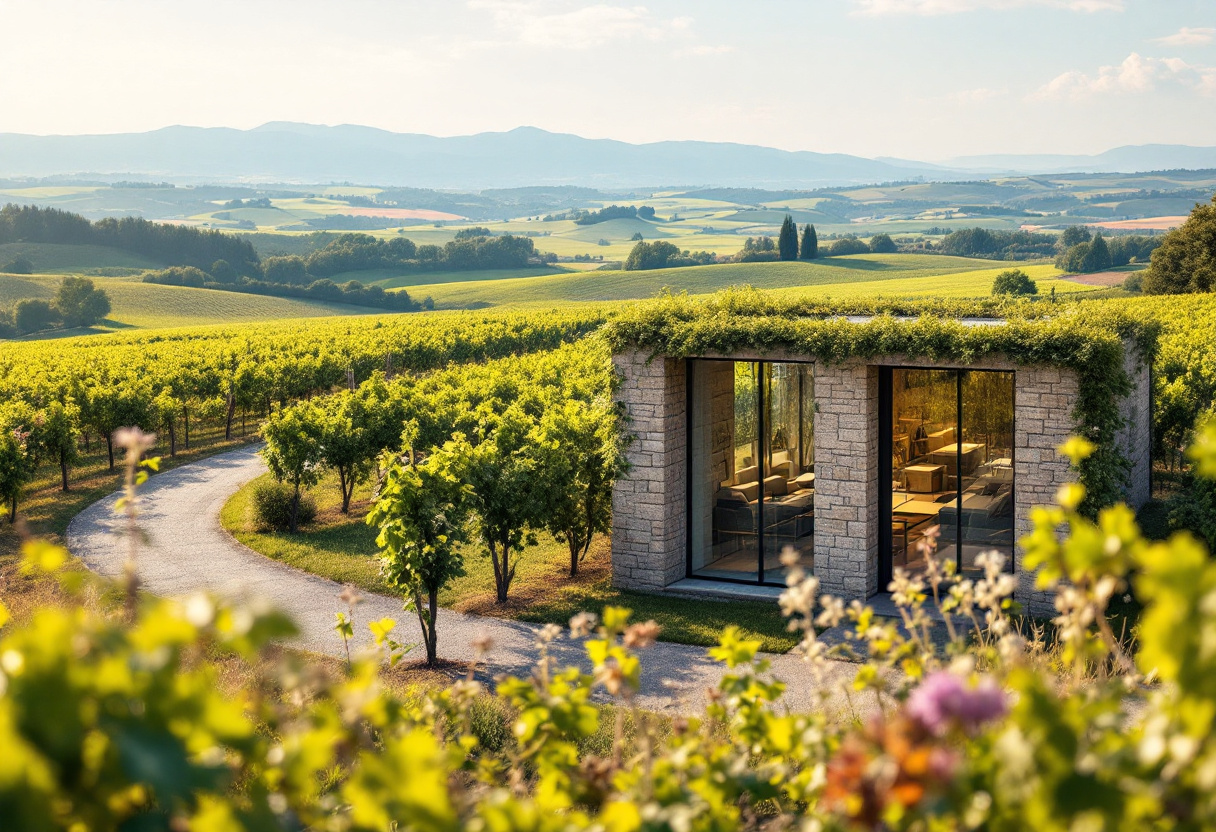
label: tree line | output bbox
[1,205,546,309]
[572,204,656,225]
[0,204,260,274]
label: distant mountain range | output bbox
[0,122,1213,188]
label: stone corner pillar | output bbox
[610,351,686,591]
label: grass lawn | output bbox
[0,241,162,274]
[222,471,799,653]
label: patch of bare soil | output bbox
[1092,216,1186,231]
[453,538,612,619]
[1064,271,1134,287]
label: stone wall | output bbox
[610,346,1150,619]
[811,362,880,598]
[610,351,686,590]
[1007,364,1081,618]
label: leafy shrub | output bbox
[991,268,1038,296]
[1123,272,1144,292]
[1,256,33,274]
[868,232,897,253]
[252,479,317,530]
[12,298,61,334]
[828,235,870,256]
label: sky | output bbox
[0,0,1213,160]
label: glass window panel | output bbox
[959,371,1015,576]
[689,360,760,581]
[763,363,815,582]
[890,369,959,576]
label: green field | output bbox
[0,242,162,274]
[387,254,1088,308]
[0,274,384,334]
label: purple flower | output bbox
[907,671,1008,735]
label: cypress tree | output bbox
[1083,233,1112,272]
[778,215,798,261]
[800,223,818,260]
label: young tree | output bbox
[0,402,40,522]
[151,389,182,457]
[38,400,81,492]
[87,383,153,471]
[366,441,472,666]
[461,405,547,603]
[778,215,798,261]
[316,392,375,513]
[53,276,111,328]
[261,403,324,532]
[799,224,818,260]
[208,259,238,284]
[536,399,626,577]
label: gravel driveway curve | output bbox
[66,445,859,713]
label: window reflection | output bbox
[688,360,814,584]
[889,369,1014,578]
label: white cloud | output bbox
[853,0,1121,15]
[1153,26,1216,47]
[468,1,691,50]
[1034,52,1216,99]
[674,44,736,57]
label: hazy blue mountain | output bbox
[0,123,949,189]
[945,145,1216,174]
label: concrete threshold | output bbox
[664,578,785,603]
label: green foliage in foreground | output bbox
[4,431,1216,829]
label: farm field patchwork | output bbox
[388,254,1087,308]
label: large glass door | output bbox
[687,359,815,585]
[881,368,1014,583]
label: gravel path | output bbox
[67,446,861,714]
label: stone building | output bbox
[609,333,1152,618]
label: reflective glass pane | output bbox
[890,369,958,575]
[958,371,1015,576]
[689,360,760,581]
[763,363,815,582]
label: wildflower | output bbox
[568,611,598,637]
[338,584,363,607]
[623,620,662,648]
[536,622,563,647]
[471,633,494,654]
[906,671,1007,735]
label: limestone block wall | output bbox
[1007,364,1082,618]
[610,351,686,590]
[609,345,1149,620]
[811,361,880,599]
